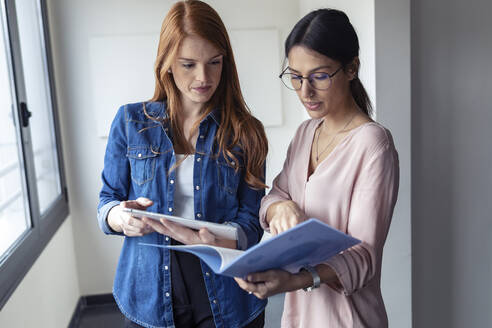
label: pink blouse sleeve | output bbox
[259,142,294,231]
[324,141,399,295]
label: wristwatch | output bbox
[301,266,321,292]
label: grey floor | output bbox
[75,294,284,328]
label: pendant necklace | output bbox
[315,113,357,163]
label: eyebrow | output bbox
[288,65,333,74]
[178,54,223,62]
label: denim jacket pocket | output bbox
[127,146,158,185]
[216,158,240,195]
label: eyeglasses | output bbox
[279,66,343,91]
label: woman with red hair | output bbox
[98,1,268,327]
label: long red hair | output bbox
[149,0,268,189]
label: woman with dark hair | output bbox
[235,9,399,328]
[97,1,267,327]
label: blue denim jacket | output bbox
[97,101,267,328]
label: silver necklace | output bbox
[315,113,356,162]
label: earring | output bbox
[168,69,172,74]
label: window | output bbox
[0,0,68,309]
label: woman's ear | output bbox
[346,57,360,81]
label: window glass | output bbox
[15,0,61,214]
[0,20,31,260]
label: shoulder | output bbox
[350,122,397,158]
[118,101,166,122]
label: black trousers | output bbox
[124,311,264,327]
[124,241,264,328]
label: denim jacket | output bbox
[97,101,267,328]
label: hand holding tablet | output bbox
[122,208,238,241]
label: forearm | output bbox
[290,264,339,291]
[214,238,237,249]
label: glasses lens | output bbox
[281,73,301,90]
[309,72,332,90]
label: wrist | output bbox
[295,269,315,291]
[266,200,291,224]
[107,207,123,233]
[299,266,321,292]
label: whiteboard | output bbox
[89,34,158,137]
[89,28,282,138]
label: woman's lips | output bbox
[193,86,211,94]
[303,101,321,110]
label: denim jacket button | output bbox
[196,157,201,162]
[165,237,169,242]
[165,292,170,297]
[213,299,217,304]
[196,213,202,218]
[170,179,175,184]
[199,135,204,139]
[205,272,210,276]
[195,185,200,190]
[164,266,169,270]
[168,207,173,212]
[137,153,142,158]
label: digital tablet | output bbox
[122,208,238,240]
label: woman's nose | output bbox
[195,65,207,82]
[300,79,315,98]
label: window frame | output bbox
[0,0,68,310]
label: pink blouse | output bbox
[260,120,399,328]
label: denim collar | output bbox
[148,100,221,126]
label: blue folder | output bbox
[140,218,360,277]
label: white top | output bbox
[173,154,195,220]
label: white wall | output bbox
[0,1,413,327]
[412,0,492,327]
[0,218,80,328]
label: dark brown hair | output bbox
[285,9,373,116]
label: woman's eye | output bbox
[210,60,221,65]
[291,74,302,81]
[182,63,194,69]
[312,73,329,80]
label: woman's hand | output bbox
[107,197,155,236]
[143,218,237,249]
[234,269,313,299]
[266,200,308,235]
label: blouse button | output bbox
[196,157,201,162]
[205,272,210,276]
[195,185,200,191]
[196,213,202,218]
[168,207,173,212]
[137,153,142,158]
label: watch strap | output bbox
[301,265,321,292]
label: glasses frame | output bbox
[279,66,343,91]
